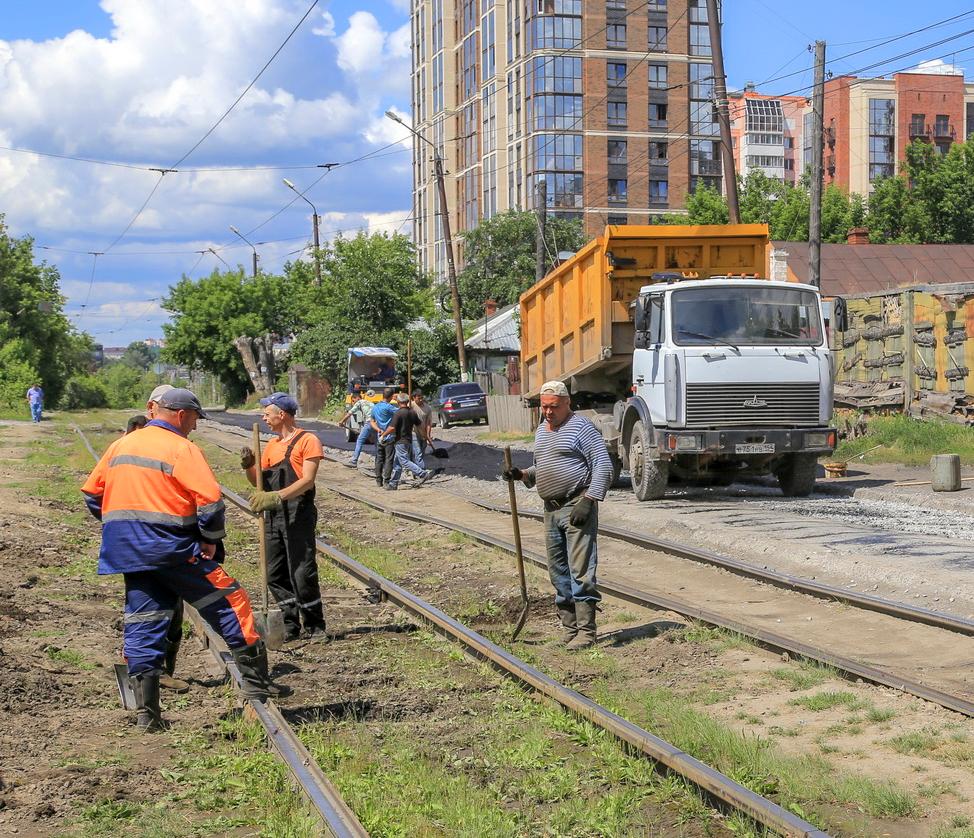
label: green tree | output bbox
[0,216,93,406]
[96,362,146,408]
[666,184,729,225]
[866,176,917,243]
[456,210,586,318]
[849,192,867,228]
[120,340,157,370]
[821,184,852,243]
[0,340,39,410]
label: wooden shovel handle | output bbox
[503,447,528,604]
[253,423,269,612]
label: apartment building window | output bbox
[464,169,480,230]
[607,214,628,224]
[649,180,668,203]
[419,66,427,122]
[461,0,477,36]
[647,0,666,8]
[803,110,814,170]
[608,101,628,128]
[462,103,478,168]
[689,0,711,57]
[483,84,496,153]
[648,63,667,89]
[649,140,668,161]
[482,0,494,10]
[432,54,444,113]
[534,134,583,171]
[539,0,582,12]
[785,159,795,171]
[432,0,443,52]
[608,139,628,162]
[506,0,520,60]
[607,24,627,49]
[747,132,781,145]
[910,113,926,137]
[608,178,628,203]
[607,62,627,87]
[606,0,626,8]
[531,56,581,93]
[532,15,581,49]
[482,11,496,80]
[539,173,583,208]
[745,155,785,168]
[649,102,668,129]
[690,139,721,192]
[531,94,583,129]
[462,35,478,99]
[869,98,895,182]
[935,114,952,137]
[528,56,581,130]
[483,154,497,219]
[648,25,667,50]
[690,63,718,136]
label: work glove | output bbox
[240,446,256,469]
[569,496,595,527]
[502,467,523,482]
[249,490,282,513]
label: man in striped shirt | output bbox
[503,380,613,649]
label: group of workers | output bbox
[81,376,611,732]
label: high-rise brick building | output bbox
[728,88,806,186]
[409,0,724,280]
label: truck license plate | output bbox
[735,443,775,454]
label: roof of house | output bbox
[464,303,520,352]
[771,241,974,296]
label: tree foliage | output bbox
[456,210,586,318]
[0,216,93,407]
[120,340,158,370]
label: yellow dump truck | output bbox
[520,224,836,499]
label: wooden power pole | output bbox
[707,0,740,224]
[433,154,468,381]
[809,40,826,289]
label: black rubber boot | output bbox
[160,640,190,693]
[555,602,578,645]
[566,602,597,650]
[232,641,292,702]
[133,673,166,732]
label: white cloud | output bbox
[312,10,336,38]
[334,11,388,75]
[362,210,413,237]
[911,58,964,76]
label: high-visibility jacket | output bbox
[81,419,226,574]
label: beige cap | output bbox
[539,380,569,397]
[148,384,174,403]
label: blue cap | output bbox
[259,392,299,415]
[157,387,207,418]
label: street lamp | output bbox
[385,109,468,381]
[282,177,323,286]
[229,226,258,278]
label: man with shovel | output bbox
[502,380,613,649]
[241,392,327,642]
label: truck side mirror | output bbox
[633,296,649,332]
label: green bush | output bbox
[0,340,39,410]
[61,375,109,409]
[95,363,146,409]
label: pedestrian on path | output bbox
[26,384,43,423]
[81,388,288,732]
[383,392,432,490]
[370,387,399,488]
[410,391,433,471]
[341,390,376,468]
[241,392,328,642]
[502,380,613,649]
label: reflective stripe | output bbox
[109,454,174,475]
[191,582,241,611]
[103,509,198,527]
[199,526,226,541]
[198,499,225,517]
[276,596,297,606]
[125,609,175,624]
[298,598,322,610]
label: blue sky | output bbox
[2,1,972,345]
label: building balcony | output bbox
[909,122,930,139]
[934,122,956,139]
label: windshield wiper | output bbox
[677,329,740,352]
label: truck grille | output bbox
[685,383,820,428]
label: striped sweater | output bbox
[524,413,613,501]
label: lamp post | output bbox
[229,226,258,277]
[282,177,327,286]
[385,110,467,381]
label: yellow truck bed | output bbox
[519,224,771,399]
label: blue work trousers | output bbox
[123,556,259,676]
[351,424,375,463]
[543,498,601,605]
[389,440,424,487]
[411,436,426,471]
[30,402,42,422]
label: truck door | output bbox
[633,293,666,425]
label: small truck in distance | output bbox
[519,224,836,500]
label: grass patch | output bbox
[770,660,833,691]
[788,691,867,712]
[46,646,96,670]
[834,414,974,466]
[672,622,752,651]
[866,706,896,723]
[889,729,974,766]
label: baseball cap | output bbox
[148,384,174,403]
[540,380,569,397]
[157,387,207,418]
[259,391,299,415]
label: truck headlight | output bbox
[668,434,701,451]
[805,432,833,448]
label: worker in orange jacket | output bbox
[82,388,289,731]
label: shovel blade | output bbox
[114,664,138,710]
[257,607,288,650]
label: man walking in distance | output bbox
[240,392,327,642]
[369,387,399,488]
[502,381,612,649]
[340,390,375,468]
[81,388,289,732]
[410,390,433,471]
[382,393,432,491]
[26,383,44,423]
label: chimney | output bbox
[847,227,870,245]
[484,299,498,317]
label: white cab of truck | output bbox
[624,277,836,500]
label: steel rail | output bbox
[325,485,974,719]
[72,424,368,838]
[218,483,828,838]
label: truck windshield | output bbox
[671,286,822,347]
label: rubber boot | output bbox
[232,641,292,702]
[555,602,578,645]
[565,602,597,651]
[133,673,166,732]
[159,640,190,693]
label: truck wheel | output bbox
[609,454,623,488]
[438,413,451,430]
[628,420,668,501]
[775,453,818,497]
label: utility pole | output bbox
[434,154,468,381]
[535,178,547,281]
[809,40,826,290]
[311,212,321,286]
[707,0,740,223]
